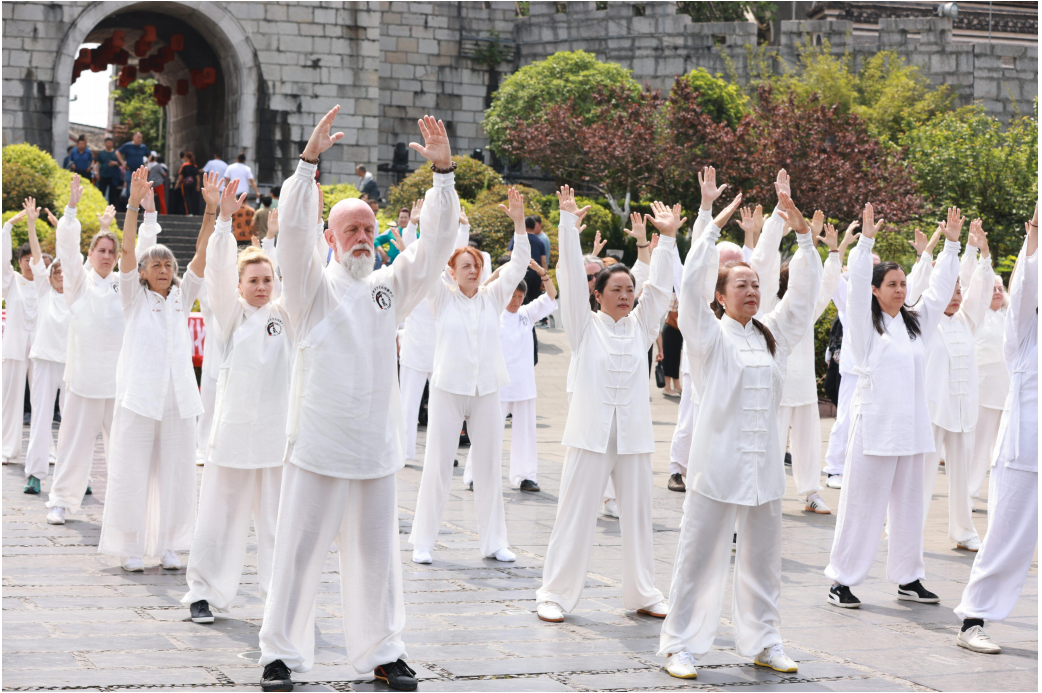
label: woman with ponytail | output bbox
[659,187,822,680]
[825,205,964,610]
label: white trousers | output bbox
[98,390,197,559]
[954,460,1038,622]
[825,417,926,587]
[463,398,539,488]
[969,406,1002,498]
[195,372,218,463]
[182,464,281,612]
[667,373,695,477]
[410,387,509,556]
[537,421,664,613]
[47,392,114,514]
[823,373,856,477]
[25,359,65,479]
[259,464,405,675]
[778,403,823,496]
[400,365,431,461]
[2,357,29,461]
[923,424,979,544]
[659,491,782,659]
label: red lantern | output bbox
[124,65,137,82]
[157,46,174,64]
[152,59,165,74]
[111,30,125,50]
[202,67,216,85]
[139,58,152,74]
[176,79,188,95]
[76,48,91,65]
[170,34,184,51]
[143,25,157,41]
[133,38,148,57]
[190,69,203,89]
[90,52,106,72]
[114,49,129,66]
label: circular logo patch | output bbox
[372,285,394,310]
[266,317,284,336]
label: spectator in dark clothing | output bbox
[509,216,549,304]
[96,137,121,203]
[116,131,150,189]
[270,185,281,210]
[67,136,93,177]
[356,165,380,201]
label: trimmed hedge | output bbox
[387,155,502,211]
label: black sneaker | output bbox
[784,452,792,466]
[667,473,686,492]
[374,659,418,691]
[190,600,214,623]
[467,481,473,491]
[828,583,861,608]
[898,579,939,603]
[519,479,540,492]
[261,659,293,691]
[85,484,92,495]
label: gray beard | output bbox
[339,247,374,281]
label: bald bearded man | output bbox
[257,109,460,692]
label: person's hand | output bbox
[810,210,825,239]
[200,170,221,210]
[23,197,40,224]
[910,228,929,256]
[218,179,247,222]
[96,205,116,230]
[459,207,469,226]
[7,209,27,225]
[647,201,686,238]
[302,105,345,160]
[408,115,452,169]
[737,206,758,236]
[410,199,423,225]
[698,166,727,211]
[556,185,591,221]
[837,220,860,254]
[777,192,810,234]
[44,208,59,227]
[713,193,743,229]
[592,229,607,256]
[819,223,839,252]
[528,258,548,278]
[128,166,152,208]
[969,218,990,259]
[924,224,943,256]
[69,174,83,207]
[774,168,791,199]
[267,208,279,239]
[752,204,765,233]
[942,206,963,242]
[655,350,664,362]
[390,225,406,252]
[622,210,647,244]
[497,187,526,224]
[250,235,261,249]
[141,184,156,213]
[860,202,884,239]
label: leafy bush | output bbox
[466,184,543,261]
[320,183,361,221]
[2,143,61,180]
[675,68,750,129]
[387,156,502,210]
[3,161,54,214]
[3,210,56,260]
[546,196,615,258]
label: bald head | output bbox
[329,198,376,232]
[717,241,743,266]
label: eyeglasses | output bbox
[586,274,596,281]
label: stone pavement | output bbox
[2,326,1037,692]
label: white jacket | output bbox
[2,222,39,361]
[204,220,294,468]
[681,225,822,506]
[428,231,530,397]
[57,208,158,399]
[500,293,557,402]
[279,160,459,480]
[846,236,960,456]
[27,258,70,364]
[975,307,1010,410]
[558,210,675,455]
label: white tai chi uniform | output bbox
[195,284,218,464]
[97,257,203,560]
[536,210,674,614]
[2,222,40,463]
[46,209,158,514]
[182,220,293,613]
[825,236,960,587]
[659,223,822,660]
[969,305,1009,498]
[463,293,558,488]
[24,257,71,479]
[257,159,458,675]
[955,239,1037,623]
[823,275,854,478]
[907,244,993,544]
[410,231,530,557]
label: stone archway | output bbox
[52,1,258,169]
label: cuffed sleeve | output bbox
[959,244,979,293]
[765,231,823,356]
[275,160,326,333]
[2,222,13,298]
[634,234,678,349]
[960,253,994,335]
[918,239,962,336]
[204,219,243,340]
[844,236,875,374]
[1004,239,1037,367]
[555,210,591,353]
[55,209,87,307]
[678,224,723,369]
[137,211,161,252]
[487,231,530,310]
[750,206,784,314]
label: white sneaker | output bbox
[637,600,668,618]
[412,550,433,564]
[121,556,145,572]
[664,651,698,679]
[46,506,66,525]
[957,537,982,551]
[492,547,516,562]
[826,474,843,489]
[957,625,1001,654]
[805,492,832,514]
[602,499,619,518]
[161,550,182,570]
[536,601,564,622]
[754,644,798,672]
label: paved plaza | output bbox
[2,326,1037,692]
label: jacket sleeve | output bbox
[486,231,531,311]
[959,254,994,336]
[520,293,558,324]
[959,244,979,292]
[764,232,824,356]
[137,211,160,252]
[750,206,784,311]
[633,235,677,350]
[815,251,843,322]
[274,160,326,331]
[905,252,933,306]
[631,258,650,297]
[677,224,723,368]
[55,208,87,308]
[556,210,592,353]
[918,240,962,337]
[1004,238,1038,368]
[2,222,13,300]
[832,273,848,325]
[204,219,243,341]
[844,236,876,374]
[389,173,460,322]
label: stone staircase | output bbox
[115,213,202,270]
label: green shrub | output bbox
[466,184,543,261]
[2,143,61,180]
[3,161,54,213]
[319,183,361,221]
[387,155,502,210]
[675,68,750,128]
[546,196,614,257]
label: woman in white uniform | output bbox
[659,189,821,680]
[46,177,158,525]
[825,205,963,609]
[907,220,994,551]
[967,267,1009,501]
[181,180,294,624]
[22,198,71,494]
[2,209,39,465]
[97,166,218,571]
[535,187,677,624]
[954,208,1037,654]
[408,187,530,565]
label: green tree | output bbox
[674,68,750,128]
[483,50,642,158]
[677,1,775,42]
[387,155,502,210]
[112,77,165,153]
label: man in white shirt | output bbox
[201,154,228,186]
[224,154,259,200]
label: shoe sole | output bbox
[827,595,860,608]
[957,638,1001,654]
[260,681,293,692]
[162,564,181,570]
[668,486,686,493]
[121,566,144,572]
[520,487,540,493]
[665,669,698,679]
[537,613,564,622]
[897,593,939,603]
[754,660,797,673]
[956,545,980,552]
[191,616,215,623]
[47,519,65,525]
[637,609,667,619]
[805,505,831,514]
[373,673,417,691]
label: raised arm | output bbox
[2,209,27,298]
[119,166,151,274]
[678,220,727,367]
[54,184,85,306]
[635,200,687,347]
[555,185,593,351]
[814,223,843,322]
[486,187,532,310]
[204,217,243,340]
[844,202,889,372]
[1004,211,1038,366]
[750,170,790,307]
[917,207,964,336]
[959,219,994,334]
[23,197,42,266]
[763,192,824,352]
